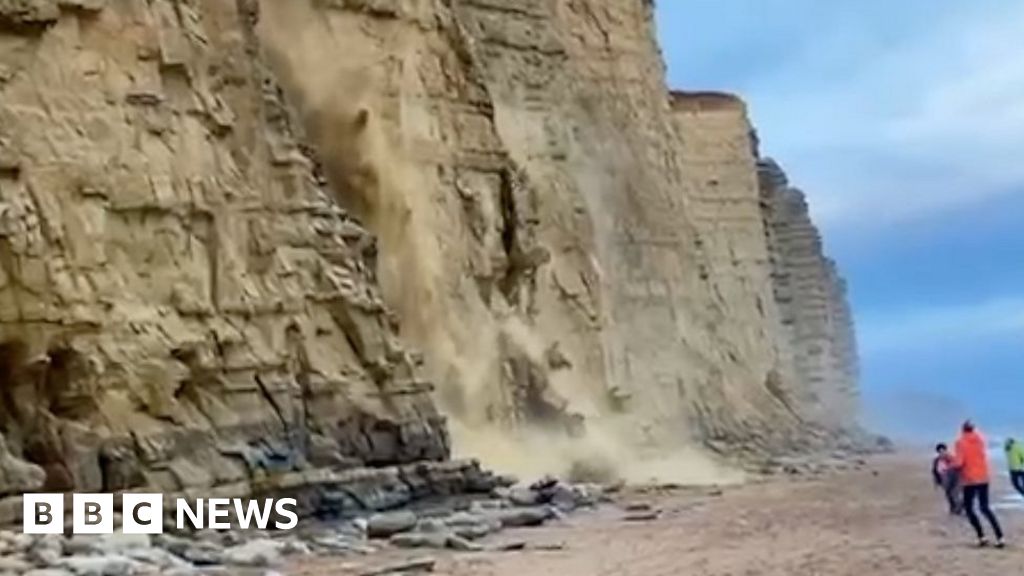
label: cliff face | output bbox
[759,160,861,430]
[669,92,805,443]
[0,0,861,501]
[0,0,449,504]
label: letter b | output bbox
[73,494,113,534]
[23,494,64,534]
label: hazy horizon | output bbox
[656,1,1024,442]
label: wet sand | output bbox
[292,455,1024,576]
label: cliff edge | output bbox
[0,0,865,505]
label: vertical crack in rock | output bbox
[0,0,867,507]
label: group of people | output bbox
[931,420,1024,548]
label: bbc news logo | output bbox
[23,494,299,534]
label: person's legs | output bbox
[943,478,961,514]
[1012,471,1024,497]
[944,486,957,513]
[977,484,1004,541]
[950,487,963,514]
[962,485,985,540]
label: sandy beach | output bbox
[292,455,1024,576]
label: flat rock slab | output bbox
[623,510,661,522]
[358,557,436,575]
[367,511,419,539]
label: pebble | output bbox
[28,537,63,566]
[57,555,138,576]
[0,557,32,573]
[366,511,418,539]
[505,486,540,507]
[445,535,482,552]
[0,474,608,576]
[123,546,193,570]
[491,506,553,528]
[223,538,283,567]
[179,542,225,566]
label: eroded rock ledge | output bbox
[0,0,868,509]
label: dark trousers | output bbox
[963,483,1004,540]
[1011,471,1024,497]
[942,478,962,514]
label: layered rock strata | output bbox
[0,0,863,505]
[759,160,861,430]
[0,0,448,507]
[669,92,861,437]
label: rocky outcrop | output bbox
[759,160,861,430]
[254,0,859,470]
[0,0,447,506]
[669,92,805,437]
[0,0,863,503]
[668,92,861,438]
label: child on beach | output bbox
[932,443,961,515]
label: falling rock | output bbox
[0,0,865,525]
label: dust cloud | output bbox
[256,0,738,487]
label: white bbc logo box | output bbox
[23,494,164,535]
[23,494,298,534]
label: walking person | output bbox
[932,443,962,515]
[1005,438,1024,498]
[953,420,1005,548]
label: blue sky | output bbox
[655,1,1024,440]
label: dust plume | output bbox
[256,0,739,487]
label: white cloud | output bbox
[742,1,1024,232]
[858,297,1024,355]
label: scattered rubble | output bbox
[0,475,607,574]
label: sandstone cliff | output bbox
[0,0,862,505]
[759,159,861,430]
[0,0,450,507]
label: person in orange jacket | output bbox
[953,420,1005,547]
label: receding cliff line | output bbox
[759,160,861,431]
[0,0,864,508]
